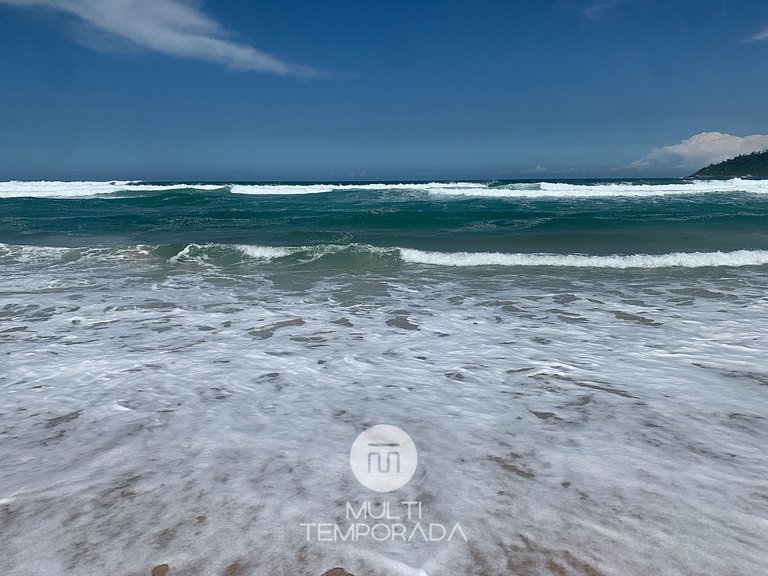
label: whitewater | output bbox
[2,177,768,199]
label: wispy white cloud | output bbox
[583,0,621,19]
[0,0,319,77]
[749,26,768,42]
[627,132,768,173]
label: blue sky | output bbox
[1,0,767,181]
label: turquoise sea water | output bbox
[2,179,768,257]
[1,179,767,575]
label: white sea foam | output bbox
[429,178,768,198]
[231,243,768,269]
[230,183,337,195]
[234,244,294,259]
[0,180,487,198]
[192,242,768,270]
[0,180,226,198]
[1,242,767,575]
[228,182,482,195]
[167,243,205,264]
[399,248,768,268]
[2,178,766,199]
[0,180,129,198]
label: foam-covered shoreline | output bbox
[1,251,767,575]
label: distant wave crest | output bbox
[0,181,228,198]
[1,179,766,199]
[434,179,768,198]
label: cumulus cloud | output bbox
[0,0,318,77]
[583,0,621,19]
[627,132,768,174]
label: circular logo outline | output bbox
[350,425,417,493]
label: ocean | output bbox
[1,179,767,575]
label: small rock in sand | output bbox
[323,569,354,576]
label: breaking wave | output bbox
[3,242,768,270]
[398,248,768,268]
[1,179,766,199]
